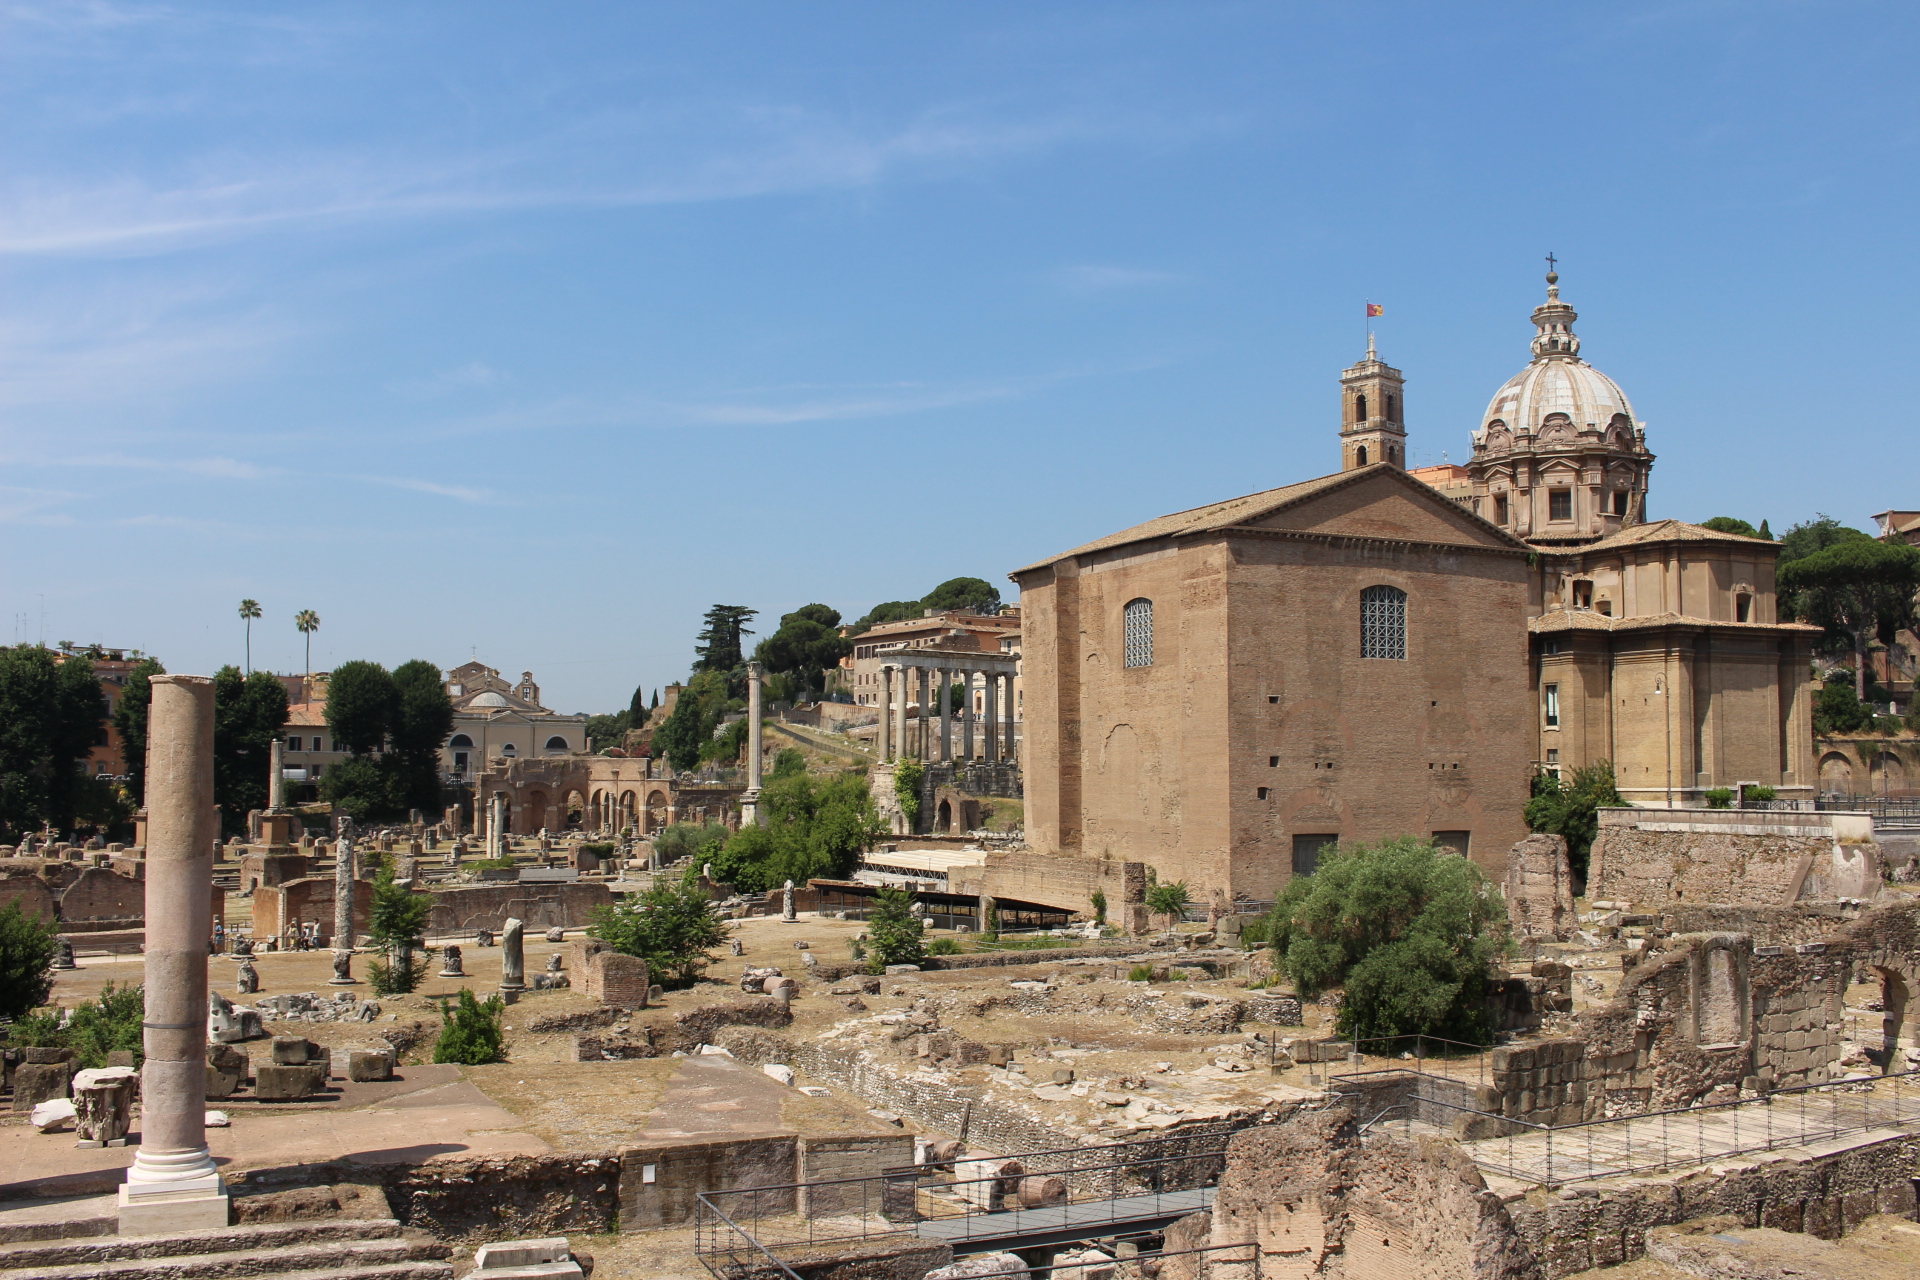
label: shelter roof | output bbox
[1575,518,1781,554]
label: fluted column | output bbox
[121,675,228,1232]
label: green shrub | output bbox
[1263,836,1509,1044]
[893,758,923,830]
[925,937,962,956]
[1704,788,1734,809]
[468,855,518,871]
[651,821,731,868]
[0,900,57,1019]
[865,887,926,973]
[434,988,508,1065]
[1127,965,1154,982]
[1524,761,1624,884]
[10,982,145,1070]
[580,842,616,858]
[592,878,729,987]
[1146,880,1190,926]
[771,748,807,779]
[367,868,432,995]
[1089,889,1107,926]
[1744,785,1777,803]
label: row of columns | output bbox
[877,664,1017,765]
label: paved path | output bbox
[916,1187,1215,1251]
[1462,1088,1920,1185]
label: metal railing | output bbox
[1337,1065,1920,1189]
[693,1131,1236,1276]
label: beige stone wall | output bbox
[1588,809,1879,906]
[951,849,1144,918]
[1019,471,1532,902]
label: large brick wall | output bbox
[617,1134,796,1230]
[1016,467,1532,908]
[251,876,375,945]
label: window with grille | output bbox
[1359,585,1407,659]
[1123,598,1154,668]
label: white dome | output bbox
[468,691,511,708]
[1482,357,1636,435]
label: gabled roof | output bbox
[1011,463,1526,576]
[1577,519,1780,554]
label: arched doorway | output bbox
[620,790,638,832]
[937,798,952,833]
[1819,752,1854,795]
[1871,751,1907,796]
[564,790,585,830]
[644,789,669,833]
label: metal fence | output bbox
[694,1130,1237,1278]
[1338,1065,1920,1188]
[1817,796,1920,822]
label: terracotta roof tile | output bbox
[1577,519,1779,553]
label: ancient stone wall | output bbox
[949,850,1143,918]
[1503,1129,1920,1277]
[54,865,145,923]
[1661,901,1868,947]
[0,870,58,923]
[427,881,612,933]
[251,876,375,944]
[1504,833,1573,940]
[1588,807,1881,906]
[795,1135,917,1217]
[617,1135,796,1230]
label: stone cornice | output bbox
[1214,524,1530,560]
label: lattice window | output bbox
[1359,585,1407,659]
[1123,598,1154,668]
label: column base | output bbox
[118,1178,230,1236]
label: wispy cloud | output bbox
[0,484,83,524]
[1052,264,1188,291]
[387,361,506,399]
[0,102,1121,258]
[354,475,501,505]
[36,452,279,480]
[683,381,1020,426]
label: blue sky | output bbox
[5,2,1916,712]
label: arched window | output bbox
[1354,393,1368,422]
[1123,598,1154,668]
[1356,445,1369,466]
[1386,393,1397,422]
[545,735,570,752]
[500,743,517,758]
[1360,585,1408,659]
[448,734,474,749]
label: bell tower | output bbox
[1338,333,1407,471]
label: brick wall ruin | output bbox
[1588,807,1882,906]
[427,881,612,933]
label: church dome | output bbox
[468,691,511,708]
[1476,274,1639,445]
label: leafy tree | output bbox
[850,600,922,633]
[1701,517,1761,538]
[1089,889,1108,926]
[1523,760,1624,884]
[1814,670,1873,736]
[702,716,750,766]
[921,577,1002,615]
[586,710,634,752]
[710,770,881,891]
[319,755,398,823]
[0,647,108,841]
[366,867,432,995]
[434,988,508,1065]
[0,900,57,1019]
[112,656,165,804]
[754,605,853,701]
[650,820,731,869]
[1779,540,1920,700]
[1263,837,1510,1043]
[693,604,759,698]
[1778,514,1871,566]
[212,665,290,835]
[326,660,398,757]
[591,878,728,987]
[1758,519,1772,541]
[388,659,454,813]
[893,757,923,830]
[628,683,651,727]
[865,887,926,973]
[650,670,731,772]
[771,748,807,779]
[1145,880,1191,928]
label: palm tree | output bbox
[238,599,261,674]
[295,609,320,680]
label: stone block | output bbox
[348,1049,393,1082]
[253,1062,321,1100]
[11,1061,70,1110]
[473,1236,574,1271]
[206,1044,248,1099]
[24,1046,75,1065]
[270,1035,310,1065]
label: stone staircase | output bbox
[0,1218,454,1280]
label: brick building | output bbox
[1013,464,1534,898]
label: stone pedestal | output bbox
[120,674,230,1236]
[74,1066,137,1147]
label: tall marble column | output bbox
[742,661,764,826]
[489,792,506,858]
[938,667,952,763]
[120,675,228,1233]
[267,737,285,812]
[984,670,1000,763]
[329,836,357,983]
[879,666,894,761]
[890,666,908,765]
[914,667,928,760]
[962,671,976,763]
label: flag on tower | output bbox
[1366,303,1384,317]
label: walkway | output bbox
[915,1187,1215,1253]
